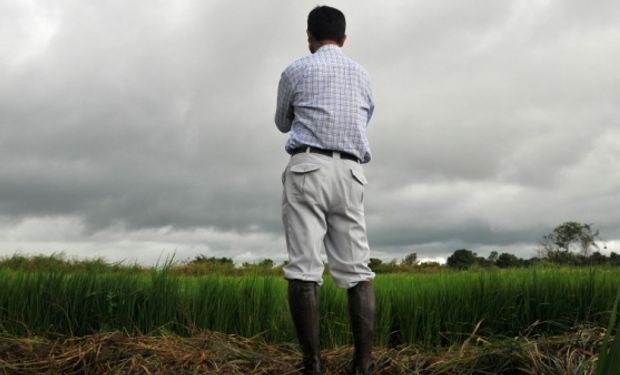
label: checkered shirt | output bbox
[275,44,375,163]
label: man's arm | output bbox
[363,70,375,125]
[275,72,294,133]
[367,90,375,124]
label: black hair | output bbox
[307,6,346,42]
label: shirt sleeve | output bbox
[367,87,375,124]
[275,71,294,133]
[365,77,375,125]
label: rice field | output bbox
[1,266,618,349]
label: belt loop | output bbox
[305,147,311,154]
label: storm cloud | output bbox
[1,0,619,264]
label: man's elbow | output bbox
[275,117,291,133]
[277,124,291,133]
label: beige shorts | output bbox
[281,150,375,289]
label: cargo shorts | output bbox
[281,150,376,289]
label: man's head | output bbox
[307,6,346,53]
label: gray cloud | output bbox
[1,0,619,264]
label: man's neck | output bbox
[310,40,339,54]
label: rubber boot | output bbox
[288,280,322,375]
[347,281,375,375]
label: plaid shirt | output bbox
[275,45,375,163]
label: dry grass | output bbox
[0,324,610,374]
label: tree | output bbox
[188,255,235,274]
[475,255,492,268]
[547,249,580,265]
[610,252,620,266]
[258,258,274,268]
[488,251,499,263]
[496,253,520,268]
[190,255,233,265]
[589,251,607,266]
[540,222,600,258]
[368,258,383,272]
[418,261,441,270]
[402,252,418,266]
[447,249,477,270]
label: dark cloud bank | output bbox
[1,0,619,264]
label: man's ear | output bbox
[338,35,347,47]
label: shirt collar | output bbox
[316,44,341,53]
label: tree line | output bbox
[183,221,617,274]
[370,221,617,273]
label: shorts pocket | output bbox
[350,168,367,185]
[289,163,322,201]
[350,168,367,206]
[290,163,321,174]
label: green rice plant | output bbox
[318,277,349,347]
[1,266,620,349]
[373,267,620,347]
[596,288,620,375]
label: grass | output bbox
[596,289,620,375]
[374,268,618,346]
[0,325,608,374]
[1,266,619,349]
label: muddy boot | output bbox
[288,280,322,375]
[348,281,375,375]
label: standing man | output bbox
[275,6,376,375]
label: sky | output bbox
[1,0,619,266]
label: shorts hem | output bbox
[283,272,324,286]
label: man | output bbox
[275,6,376,375]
